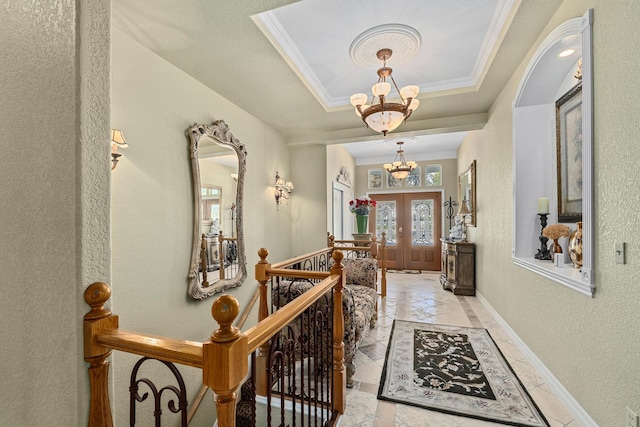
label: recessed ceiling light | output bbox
[558,49,575,58]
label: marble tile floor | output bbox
[338,272,579,427]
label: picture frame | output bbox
[405,166,421,187]
[368,168,383,189]
[556,83,583,222]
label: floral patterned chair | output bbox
[271,256,378,387]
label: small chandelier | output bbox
[350,48,420,136]
[383,141,417,180]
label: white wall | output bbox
[458,1,640,425]
[0,1,110,426]
[111,28,292,425]
[290,145,327,254]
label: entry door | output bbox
[370,192,442,271]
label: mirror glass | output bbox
[187,120,247,300]
[458,160,476,226]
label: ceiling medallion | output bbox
[350,48,420,136]
[350,24,422,69]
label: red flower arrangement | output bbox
[349,197,376,215]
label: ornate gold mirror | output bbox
[187,120,247,300]
[458,160,476,226]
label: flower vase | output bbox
[355,214,369,234]
[552,239,563,255]
[568,221,583,268]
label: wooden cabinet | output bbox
[440,239,475,296]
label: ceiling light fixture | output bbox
[558,49,575,58]
[350,48,420,136]
[383,141,417,180]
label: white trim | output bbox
[511,10,595,295]
[476,291,598,427]
[356,150,457,166]
[513,17,583,107]
[512,257,595,297]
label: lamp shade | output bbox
[111,129,128,148]
[364,110,405,135]
[400,85,420,100]
[350,93,368,107]
[457,201,471,216]
[391,170,410,180]
[372,82,391,97]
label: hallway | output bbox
[340,272,579,426]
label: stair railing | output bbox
[83,249,347,427]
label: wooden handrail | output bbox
[244,274,338,353]
[264,267,330,280]
[271,247,331,269]
[96,330,203,368]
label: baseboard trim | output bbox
[475,291,597,427]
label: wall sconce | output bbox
[274,171,294,208]
[111,129,129,171]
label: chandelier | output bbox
[350,48,420,136]
[383,141,417,180]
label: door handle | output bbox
[398,226,403,235]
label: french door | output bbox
[370,192,442,271]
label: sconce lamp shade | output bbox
[274,171,294,209]
[110,129,128,171]
[111,129,128,148]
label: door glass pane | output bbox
[411,199,434,246]
[375,201,396,245]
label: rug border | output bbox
[377,320,550,427]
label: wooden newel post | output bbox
[84,282,119,427]
[329,250,346,413]
[203,295,247,427]
[254,248,271,396]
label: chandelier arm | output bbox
[389,75,404,102]
[404,108,414,122]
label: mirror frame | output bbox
[458,160,476,226]
[187,120,247,300]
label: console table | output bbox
[440,239,475,296]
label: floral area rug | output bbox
[378,321,549,426]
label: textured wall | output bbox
[458,1,640,425]
[111,28,291,425]
[0,1,110,425]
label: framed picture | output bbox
[556,83,583,222]
[386,171,402,188]
[425,164,442,186]
[405,166,421,187]
[368,168,383,189]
